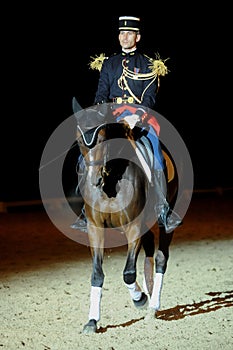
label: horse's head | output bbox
[73,99,107,149]
[76,108,106,148]
[72,99,112,166]
[72,98,136,168]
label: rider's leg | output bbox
[70,154,87,232]
[146,126,182,233]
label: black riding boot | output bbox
[152,170,182,233]
[70,206,87,232]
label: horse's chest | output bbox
[85,177,143,224]
[87,179,132,210]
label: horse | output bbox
[72,99,177,334]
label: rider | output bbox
[71,15,182,233]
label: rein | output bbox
[84,157,106,167]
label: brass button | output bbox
[116,97,122,104]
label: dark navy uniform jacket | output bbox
[94,50,157,109]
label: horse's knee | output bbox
[123,272,136,285]
[91,273,104,287]
[155,250,167,274]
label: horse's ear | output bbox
[72,97,83,114]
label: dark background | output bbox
[2,6,232,202]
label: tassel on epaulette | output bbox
[147,53,169,76]
[89,53,107,72]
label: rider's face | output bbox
[118,31,141,51]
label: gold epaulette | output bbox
[89,53,107,72]
[146,53,169,76]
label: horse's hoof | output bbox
[133,292,148,308]
[82,319,97,334]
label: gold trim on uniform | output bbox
[114,97,135,104]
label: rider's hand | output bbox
[123,114,140,129]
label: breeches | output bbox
[115,110,164,170]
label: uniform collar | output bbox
[121,49,137,57]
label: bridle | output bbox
[77,123,107,167]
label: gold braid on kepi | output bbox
[89,53,107,72]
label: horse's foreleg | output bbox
[141,229,155,297]
[143,257,154,296]
[149,228,174,311]
[83,227,104,334]
[123,238,148,308]
[88,249,104,321]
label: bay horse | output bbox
[72,99,177,334]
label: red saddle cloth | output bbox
[112,105,160,136]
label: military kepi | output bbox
[119,16,140,31]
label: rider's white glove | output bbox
[123,114,140,129]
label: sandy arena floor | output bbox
[0,194,233,350]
